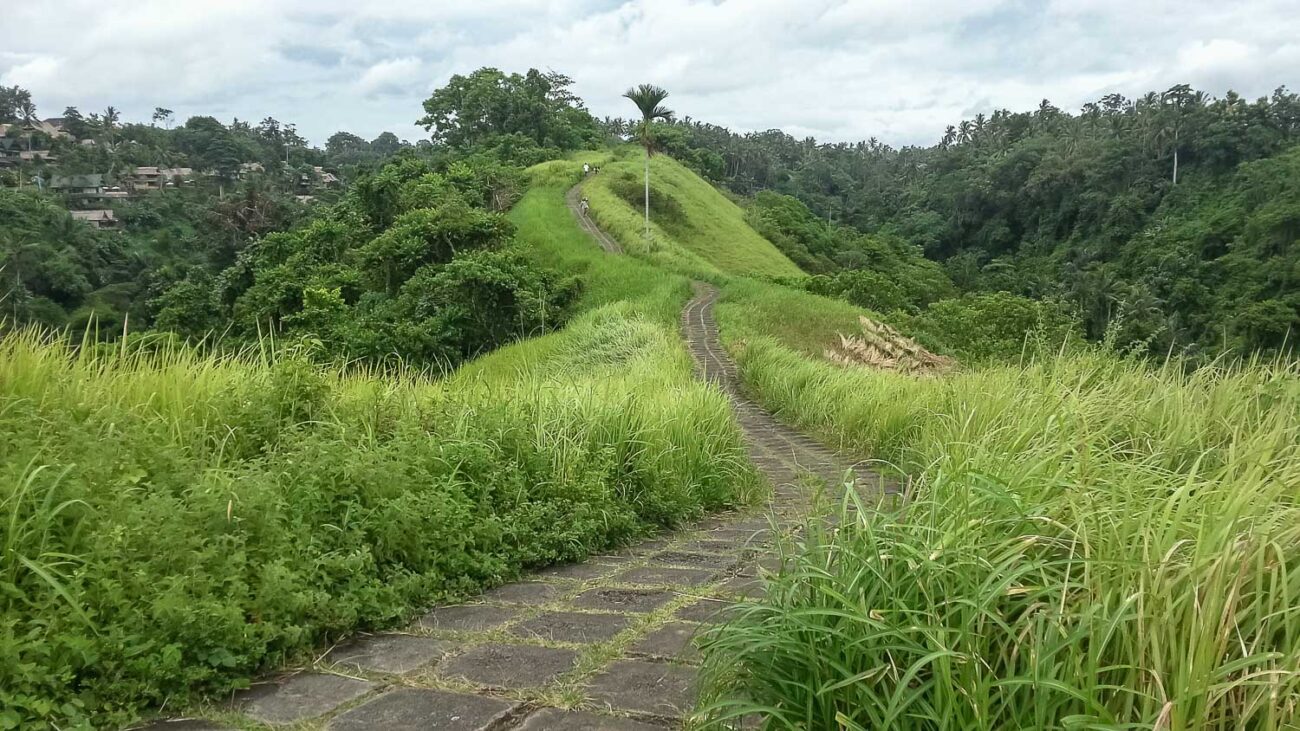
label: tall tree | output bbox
[152,107,174,129]
[0,85,32,123]
[622,84,675,237]
[18,99,37,151]
[100,106,120,142]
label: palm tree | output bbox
[622,84,675,237]
[18,100,37,151]
[101,106,120,141]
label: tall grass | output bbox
[699,337,1300,729]
[0,161,760,727]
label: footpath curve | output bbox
[682,281,890,497]
[566,182,623,254]
[150,182,884,731]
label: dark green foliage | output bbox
[648,85,1300,356]
[746,191,955,312]
[417,68,599,163]
[0,190,125,328]
[159,156,576,367]
[891,292,1084,361]
[0,184,307,335]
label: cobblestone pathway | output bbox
[565,182,622,253]
[144,188,891,730]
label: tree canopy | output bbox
[417,68,599,163]
[640,85,1300,356]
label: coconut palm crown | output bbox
[622,84,675,237]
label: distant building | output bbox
[126,166,164,192]
[312,166,341,186]
[50,174,106,198]
[38,118,74,140]
[160,167,196,185]
[103,185,130,199]
[239,162,265,177]
[0,137,57,166]
[0,137,22,167]
[70,209,118,229]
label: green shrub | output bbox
[892,291,1084,361]
[0,325,753,729]
[701,339,1300,729]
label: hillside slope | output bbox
[577,149,804,280]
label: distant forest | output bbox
[4,77,1299,358]
[616,86,1300,356]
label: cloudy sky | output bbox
[3,0,1297,148]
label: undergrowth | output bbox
[0,153,759,729]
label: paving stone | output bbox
[690,516,736,530]
[417,605,521,633]
[327,634,454,675]
[630,622,701,662]
[704,528,773,545]
[674,598,739,623]
[234,672,378,725]
[327,688,518,731]
[737,555,786,578]
[135,721,237,731]
[535,562,618,581]
[518,708,666,730]
[648,550,741,571]
[571,587,674,614]
[484,581,563,605]
[439,643,579,688]
[587,659,698,719]
[513,610,633,643]
[616,565,719,587]
[612,538,670,556]
[678,538,747,553]
[715,577,765,599]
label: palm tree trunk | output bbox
[643,148,650,238]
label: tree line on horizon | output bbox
[625,85,1300,356]
[4,74,1299,358]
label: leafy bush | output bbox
[891,291,1083,361]
[156,157,575,368]
[0,326,752,729]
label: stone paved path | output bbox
[142,185,893,730]
[566,181,623,254]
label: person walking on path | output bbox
[583,162,591,175]
[580,196,590,215]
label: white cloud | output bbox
[0,0,1295,147]
[356,57,425,97]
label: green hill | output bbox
[577,149,804,279]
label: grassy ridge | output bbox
[699,337,1300,729]
[0,156,759,729]
[556,144,1300,729]
[502,153,1300,728]
[579,150,804,280]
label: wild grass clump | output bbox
[0,318,754,728]
[700,340,1300,729]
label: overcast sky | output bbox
[3,0,1297,148]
